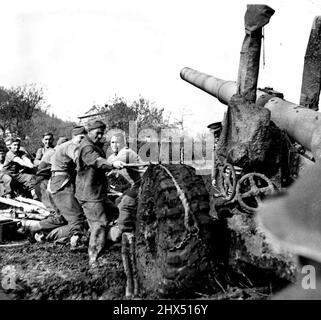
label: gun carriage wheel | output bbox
[236,172,275,213]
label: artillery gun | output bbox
[181,66,317,212]
[134,4,321,299]
[2,4,317,300]
[180,6,321,214]
[177,3,321,295]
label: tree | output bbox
[86,95,172,134]
[0,84,76,155]
[0,84,45,137]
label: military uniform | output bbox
[76,135,116,263]
[0,171,13,198]
[34,148,57,212]
[107,147,145,233]
[2,149,35,197]
[34,146,55,165]
[40,140,85,239]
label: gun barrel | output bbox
[180,67,237,104]
[265,97,321,160]
[181,67,321,160]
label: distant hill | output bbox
[21,109,77,156]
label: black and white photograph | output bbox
[1,0,321,307]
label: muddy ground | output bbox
[0,241,126,300]
[0,240,273,300]
[0,174,276,300]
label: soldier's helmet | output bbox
[256,162,321,263]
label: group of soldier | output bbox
[0,120,145,268]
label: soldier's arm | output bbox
[20,155,35,169]
[11,155,34,169]
[82,146,124,170]
[34,148,43,165]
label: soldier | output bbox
[2,137,37,199]
[45,126,87,244]
[76,120,125,267]
[34,132,55,165]
[257,163,321,299]
[0,149,6,170]
[0,149,13,198]
[34,135,68,211]
[107,133,146,238]
[4,136,33,160]
[19,127,88,247]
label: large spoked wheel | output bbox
[236,172,275,213]
[214,163,237,200]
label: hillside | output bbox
[20,109,77,156]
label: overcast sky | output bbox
[0,0,320,135]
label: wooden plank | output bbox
[15,196,47,209]
[0,216,13,222]
[0,197,50,216]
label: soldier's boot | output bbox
[107,225,121,242]
[17,219,42,233]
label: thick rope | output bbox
[159,165,198,233]
[262,27,266,68]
